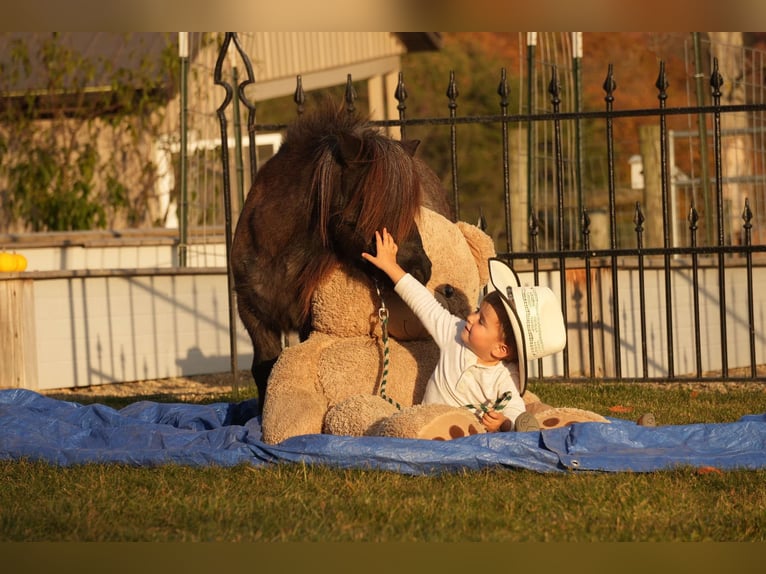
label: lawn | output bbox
[2,381,765,543]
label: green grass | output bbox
[2,382,766,542]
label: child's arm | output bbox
[361,228,407,285]
[364,227,460,349]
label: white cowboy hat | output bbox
[485,258,567,396]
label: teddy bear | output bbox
[260,207,608,445]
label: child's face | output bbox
[461,301,514,364]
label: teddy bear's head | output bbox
[310,207,496,341]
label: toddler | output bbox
[363,228,566,432]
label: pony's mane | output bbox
[284,102,424,321]
[282,101,364,147]
[283,102,421,246]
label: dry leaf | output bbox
[608,405,634,413]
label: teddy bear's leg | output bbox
[261,335,335,444]
[324,394,400,437]
[368,404,486,440]
[521,390,611,429]
[523,390,555,415]
[534,407,610,429]
[413,407,486,440]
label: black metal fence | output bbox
[215,32,766,386]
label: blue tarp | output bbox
[2,388,766,474]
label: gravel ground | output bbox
[40,371,253,403]
[38,368,766,403]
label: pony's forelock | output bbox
[352,139,420,242]
[311,148,337,247]
[295,105,421,247]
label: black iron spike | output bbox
[394,71,408,140]
[602,63,616,101]
[710,57,724,98]
[293,75,305,115]
[394,71,408,110]
[633,201,645,232]
[446,70,459,108]
[530,213,539,231]
[688,205,700,231]
[344,74,356,113]
[742,197,753,229]
[655,60,669,103]
[548,65,561,105]
[581,208,591,252]
[497,67,509,105]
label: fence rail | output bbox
[215,32,766,386]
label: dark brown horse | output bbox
[231,103,452,411]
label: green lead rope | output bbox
[465,391,513,415]
[376,283,402,411]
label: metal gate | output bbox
[214,32,766,387]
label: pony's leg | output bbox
[249,327,282,414]
[237,300,284,414]
[252,357,277,413]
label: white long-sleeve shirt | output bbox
[394,273,526,423]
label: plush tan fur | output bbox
[260,207,609,445]
[523,391,610,428]
[368,403,486,440]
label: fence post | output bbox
[526,33,537,244]
[509,127,529,253]
[0,278,38,389]
[639,124,663,248]
[178,32,189,267]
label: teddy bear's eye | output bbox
[443,285,455,298]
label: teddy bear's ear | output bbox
[456,221,496,286]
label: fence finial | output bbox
[497,67,509,105]
[688,205,700,231]
[655,60,669,103]
[548,65,561,107]
[344,74,356,113]
[602,63,616,100]
[294,75,305,115]
[633,201,645,232]
[394,71,408,140]
[710,57,724,101]
[742,197,753,229]
[446,70,459,107]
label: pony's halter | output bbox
[374,278,401,411]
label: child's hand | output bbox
[361,228,406,284]
[481,410,512,433]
